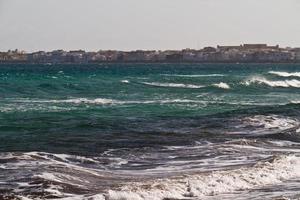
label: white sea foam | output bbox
[212,82,230,89]
[106,155,300,200]
[228,115,300,136]
[290,100,300,105]
[0,104,75,113]
[16,196,33,200]
[162,74,225,77]
[244,115,299,131]
[269,71,300,78]
[3,150,300,199]
[142,99,205,105]
[121,80,130,83]
[56,194,106,200]
[7,98,280,110]
[141,82,205,89]
[142,81,231,90]
[12,98,206,105]
[244,76,300,88]
[13,98,121,105]
[63,98,118,104]
[35,172,89,188]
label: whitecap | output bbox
[291,100,300,104]
[161,74,225,77]
[10,98,206,106]
[243,115,299,131]
[244,76,300,88]
[106,155,300,199]
[269,71,300,78]
[227,114,300,136]
[121,80,130,84]
[141,82,205,89]
[212,82,230,89]
[14,98,120,105]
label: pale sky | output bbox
[0,0,300,52]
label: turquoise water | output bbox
[2,63,300,199]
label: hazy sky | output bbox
[1,0,300,51]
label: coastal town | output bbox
[1,44,300,64]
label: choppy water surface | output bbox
[2,63,300,199]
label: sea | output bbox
[1,63,300,200]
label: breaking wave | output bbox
[141,82,205,89]
[227,114,300,136]
[107,155,300,200]
[3,150,300,199]
[161,74,226,77]
[269,71,300,78]
[11,98,206,105]
[244,76,300,88]
[141,82,231,90]
[244,115,299,131]
[212,82,230,89]
[291,101,300,105]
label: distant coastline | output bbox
[1,44,300,64]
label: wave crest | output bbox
[121,80,130,84]
[107,155,300,200]
[269,71,300,78]
[161,74,225,77]
[141,82,231,90]
[12,98,206,105]
[212,82,230,89]
[141,82,205,89]
[227,114,300,136]
[244,76,300,88]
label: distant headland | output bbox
[1,44,300,64]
